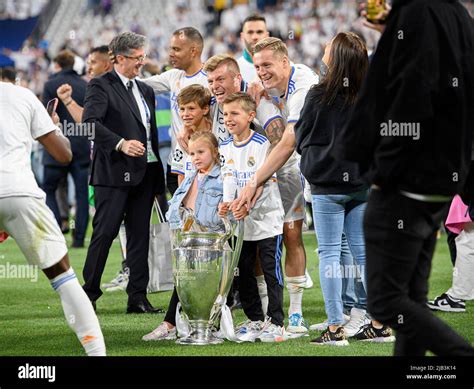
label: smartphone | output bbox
[46,98,59,117]
[367,0,386,23]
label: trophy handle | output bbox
[209,219,244,326]
[231,220,244,264]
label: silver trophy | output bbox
[171,208,243,345]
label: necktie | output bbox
[126,80,141,115]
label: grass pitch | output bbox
[0,231,472,356]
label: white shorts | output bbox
[0,196,67,270]
[447,223,474,300]
[277,157,306,223]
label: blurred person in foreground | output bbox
[0,81,105,356]
[336,0,474,355]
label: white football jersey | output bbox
[219,131,284,241]
[142,68,209,165]
[210,81,283,142]
[0,83,57,199]
[270,64,319,125]
[237,54,258,83]
[269,64,319,171]
[210,99,230,144]
[170,142,195,179]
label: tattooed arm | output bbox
[236,122,296,210]
[265,117,286,148]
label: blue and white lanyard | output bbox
[139,92,151,132]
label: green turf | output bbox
[0,230,472,356]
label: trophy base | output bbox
[176,328,224,346]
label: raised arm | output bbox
[57,83,84,123]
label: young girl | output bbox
[167,131,224,231]
[142,131,224,341]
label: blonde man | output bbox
[237,37,320,334]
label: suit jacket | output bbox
[83,69,165,189]
[42,69,89,166]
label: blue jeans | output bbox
[312,190,368,326]
[341,234,356,315]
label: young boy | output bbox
[218,92,286,342]
[170,84,212,184]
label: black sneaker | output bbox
[427,293,466,313]
[310,327,349,346]
[353,323,395,343]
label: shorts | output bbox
[0,196,68,270]
[277,157,306,223]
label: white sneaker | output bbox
[344,307,370,338]
[287,313,309,334]
[309,313,350,331]
[103,268,129,292]
[142,322,177,341]
[304,269,314,289]
[256,323,287,343]
[235,318,270,342]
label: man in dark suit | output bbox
[42,50,90,247]
[82,32,166,313]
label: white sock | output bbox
[256,275,268,316]
[51,268,106,356]
[286,275,306,316]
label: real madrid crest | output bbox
[247,156,255,167]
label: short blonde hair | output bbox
[177,84,211,110]
[203,54,240,74]
[222,92,256,113]
[252,37,288,58]
[188,131,220,165]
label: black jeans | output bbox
[364,189,474,356]
[446,229,458,266]
[42,160,89,243]
[238,236,284,327]
[164,287,180,325]
[166,164,179,196]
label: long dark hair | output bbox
[315,32,369,106]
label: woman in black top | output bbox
[295,32,392,345]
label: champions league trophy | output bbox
[171,206,244,345]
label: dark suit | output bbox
[82,69,165,304]
[42,69,90,244]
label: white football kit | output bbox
[0,83,67,269]
[270,64,320,222]
[220,131,284,241]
